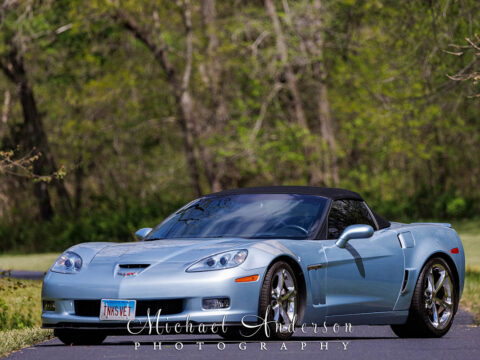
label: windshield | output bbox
[145,194,328,240]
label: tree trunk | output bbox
[177,0,218,194]
[0,89,10,140]
[13,53,72,217]
[317,82,339,185]
[117,7,204,196]
[201,0,226,192]
[73,156,84,215]
[265,0,326,184]
[264,0,308,129]
[177,91,203,197]
[17,80,55,219]
[1,45,72,219]
[309,0,339,185]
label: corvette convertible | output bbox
[42,186,465,344]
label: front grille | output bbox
[118,264,150,269]
[74,300,99,317]
[74,299,183,317]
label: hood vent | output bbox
[118,264,150,269]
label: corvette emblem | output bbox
[117,271,137,277]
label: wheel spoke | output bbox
[272,304,280,322]
[281,270,287,289]
[281,288,296,301]
[271,289,278,300]
[434,270,446,295]
[275,271,285,295]
[279,306,291,326]
[437,298,452,310]
[427,272,434,293]
[431,300,439,326]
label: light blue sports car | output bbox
[42,186,465,344]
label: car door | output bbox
[322,200,404,317]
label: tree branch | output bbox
[114,9,178,87]
[264,0,308,129]
[177,0,193,93]
[0,58,15,81]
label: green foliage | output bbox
[0,278,40,331]
[0,277,53,357]
[446,197,468,218]
[0,299,8,329]
[0,0,479,252]
[0,195,184,253]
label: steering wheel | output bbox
[282,224,308,236]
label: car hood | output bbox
[87,238,257,265]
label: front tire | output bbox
[258,261,299,340]
[54,329,107,345]
[391,257,457,338]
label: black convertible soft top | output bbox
[206,186,363,200]
[205,186,390,229]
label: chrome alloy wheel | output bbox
[424,263,454,330]
[270,268,297,332]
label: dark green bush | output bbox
[0,195,184,253]
[0,190,478,254]
[364,189,478,222]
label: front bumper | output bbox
[41,264,265,329]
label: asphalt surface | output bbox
[3,309,479,360]
[0,270,45,280]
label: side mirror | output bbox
[135,228,152,241]
[335,224,374,248]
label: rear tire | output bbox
[54,329,107,345]
[391,257,457,338]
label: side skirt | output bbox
[324,310,409,326]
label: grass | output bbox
[462,269,480,323]
[452,218,480,268]
[451,219,480,322]
[0,253,58,272]
[0,278,43,329]
[0,328,53,357]
[461,233,480,266]
[0,277,54,357]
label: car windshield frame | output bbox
[145,194,329,240]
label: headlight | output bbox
[51,251,83,274]
[186,249,248,272]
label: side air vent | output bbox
[401,270,409,293]
[397,232,415,248]
[118,264,150,269]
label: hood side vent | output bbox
[119,264,150,269]
[401,270,409,293]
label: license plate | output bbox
[99,299,136,320]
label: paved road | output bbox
[4,310,479,360]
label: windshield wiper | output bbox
[247,234,305,239]
[207,235,247,239]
